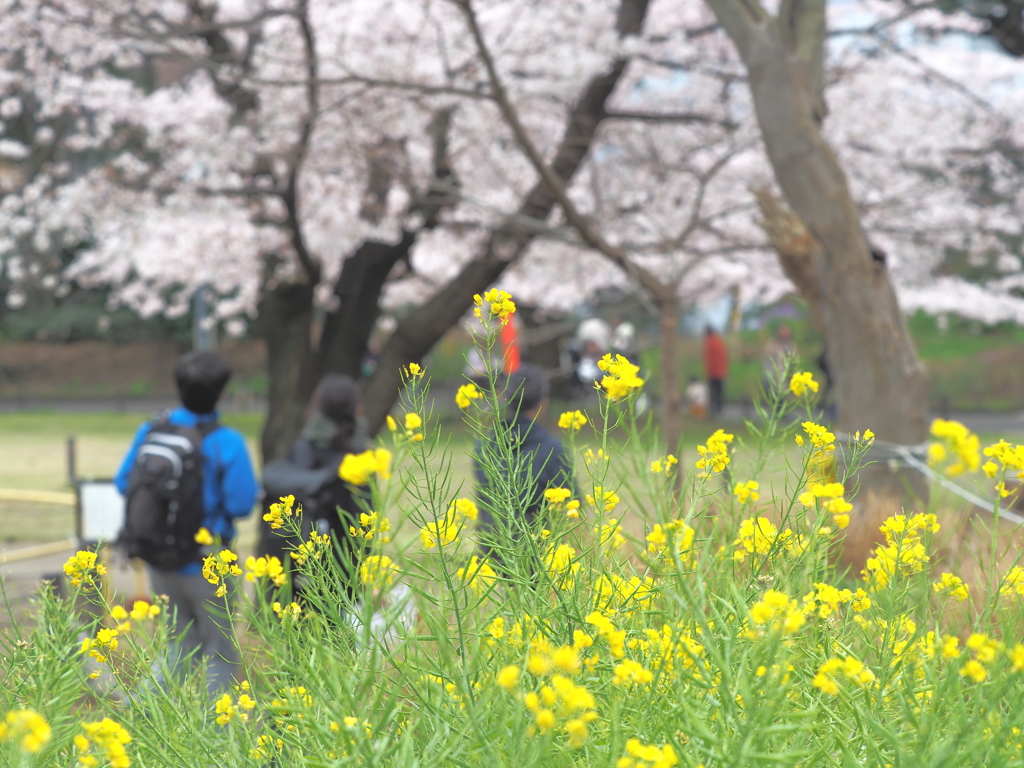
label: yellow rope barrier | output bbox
[0,488,76,506]
[0,538,78,563]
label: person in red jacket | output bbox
[703,326,728,417]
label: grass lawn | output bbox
[0,407,1016,595]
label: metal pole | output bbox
[67,436,77,486]
[193,284,217,351]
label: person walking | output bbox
[115,351,258,693]
[260,375,370,605]
[703,326,728,418]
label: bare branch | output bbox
[457,0,670,300]
[604,110,737,129]
[250,74,490,101]
[282,0,321,283]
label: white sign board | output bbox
[78,481,125,545]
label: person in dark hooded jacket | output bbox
[259,375,369,603]
[473,364,573,570]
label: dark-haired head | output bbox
[312,374,361,452]
[175,351,233,415]
[504,363,549,419]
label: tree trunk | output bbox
[256,280,316,462]
[704,3,930,562]
[316,233,415,380]
[735,20,929,446]
[657,296,683,456]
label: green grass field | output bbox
[0,409,731,548]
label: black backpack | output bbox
[120,416,219,569]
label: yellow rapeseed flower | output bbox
[359,555,398,588]
[496,666,520,691]
[789,371,819,397]
[63,550,107,588]
[339,448,392,485]
[596,353,645,400]
[933,572,969,602]
[733,480,759,504]
[74,718,131,768]
[457,556,497,596]
[0,709,51,753]
[244,555,286,587]
[194,527,214,546]
[262,495,296,530]
[558,410,587,431]
[456,382,484,409]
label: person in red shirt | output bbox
[703,326,728,417]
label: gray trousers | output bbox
[147,566,241,693]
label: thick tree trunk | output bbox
[657,296,683,455]
[704,3,930,563]
[256,281,316,462]
[737,23,929,446]
[316,233,415,380]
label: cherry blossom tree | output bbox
[2,0,1023,468]
[2,0,667,459]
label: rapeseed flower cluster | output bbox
[933,572,970,602]
[0,709,51,753]
[747,589,806,636]
[596,353,645,400]
[616,738,679,768]
[455,382,483,409]
[733,517,781,562]
[798,481,853,528]
[338,448,392,485]
[645,519,695,566]
[544,544,581,590]
[694,429,733,477]
[649,454,678,475]
[733,480,759,504]
[789,371,819,397]
[290,530,331,566]
[262,494,296,530]
[111,600,160,625]
[348,510,392,543]
[929,418,981,475]
[214,686,256,726]
[1000,566,1024,598]
[586,486,619,512]
[74,718,131,768]
[79,627,120,664]
[359,555,399,588]
[420,498,478,549]
[473,288,516,325]
[457,556,498,596]
[244,555,286,587]
[558,409,587,431]
[63,550,106,588]
[796,420,835,454]
[863,514,939,589]
[812,656,875,695]
[545,487,581,518]
[202,549,242,597]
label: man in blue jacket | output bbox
[115,350,258,692]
